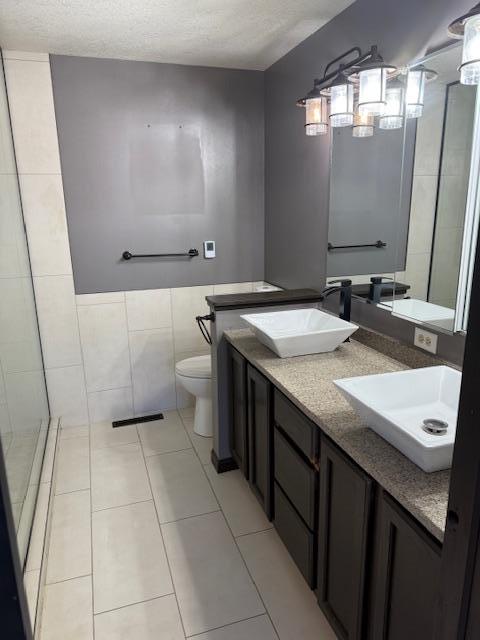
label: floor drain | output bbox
[422,418,449,435]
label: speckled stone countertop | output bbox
[224,328,451,543]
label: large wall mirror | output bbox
[327,41,480,334]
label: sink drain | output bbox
[422,418,449,435]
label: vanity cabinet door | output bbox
[317,437,374,640]
[370,491,442,640]
[247,364,273,519]
[229,347,248,477]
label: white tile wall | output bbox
[5,51,266,426]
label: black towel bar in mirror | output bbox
[327,240,387,251]
[122,248,199,260]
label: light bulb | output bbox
[352,111,374,137]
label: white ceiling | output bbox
[0,0,354,71]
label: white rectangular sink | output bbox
[241,308,358,358]
[335,366,461,472]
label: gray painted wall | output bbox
[50,56,265,294]
[264,0,474,291]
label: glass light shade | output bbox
[305,97,328,136]
[379,83,404,130]
[352,111,374,137]
[460,14,480,85]
[330,83,354,127]
[358,67,387,116]
[406,68,426,118]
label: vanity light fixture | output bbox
[379,79,405,129]
[321,71,355,127]
[303,86,329,136]
[405,65,437,118]
[348,46,396,116]
[449,3,480,85]
[352,111,375,137]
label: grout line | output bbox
[185,612,269,638]
[87,422,95,640]
[93,592,176,618]
[45,573,92,587]
[91,498,153,514]
[159,508,221,528]
[137,417,188,639]
[234,526,274,539]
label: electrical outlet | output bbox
[414,327,438,354]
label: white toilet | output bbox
[175,355,212,437]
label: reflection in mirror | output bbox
[393,42,478,332]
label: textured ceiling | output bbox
[0,0,354,70]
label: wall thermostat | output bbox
[204,240,216,259]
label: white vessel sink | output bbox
[379,298,455,331]
[334,366,461,472]
[241,308,358,358]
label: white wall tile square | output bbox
[125,289,172,331]
[45,365,89,427]
[213,282,253,295]
[19,174,72,276]
[87,387,133,423]
[3,59,61,174]
[34,275,82,369]
[171,285,214,353]
[76,292,125,306]
[78,302,130,392]
[129,328,176,414]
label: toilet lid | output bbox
[175,355,211,379]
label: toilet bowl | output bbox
[175,355,212,437]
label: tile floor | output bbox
[36,408,337,639]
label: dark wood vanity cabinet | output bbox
[273,390,319,588]
[369,491,442,640]
[246,363,274,519]
[317,437,374,640]
[229,346,249,476]
[226,344,444,640]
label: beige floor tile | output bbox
[237,529,337,640]
[40,575,93,640]
[182,416,213,464]
[178,406,194,419]
[162,511,264,636]
[205,467,272,537]
[55,436,90,494]
[92,501,173,613]
[91,443,151,511]
[94,595,184,640]
[90,420,138,450]
[146,449,218,523]
[60,425,89,439]
[46,489,91,584]
[193,615,279,640]
[26,482,51,571]
[24,569,40,630]
[138,412,191,456]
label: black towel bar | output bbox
[328,240,386,251]
[122,249,199,260]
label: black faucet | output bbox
[321,279,353,322]
[368,276,394,304]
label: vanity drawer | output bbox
[274,482,316,588]
[274,389,319,460]
[274,427,317,529]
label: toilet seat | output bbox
[175,355,211,379]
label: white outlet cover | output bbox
[414,327,438,354]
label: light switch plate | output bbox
[414,327,438,354]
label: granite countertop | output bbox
[224,328,450,542]
[206,288,322,310]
